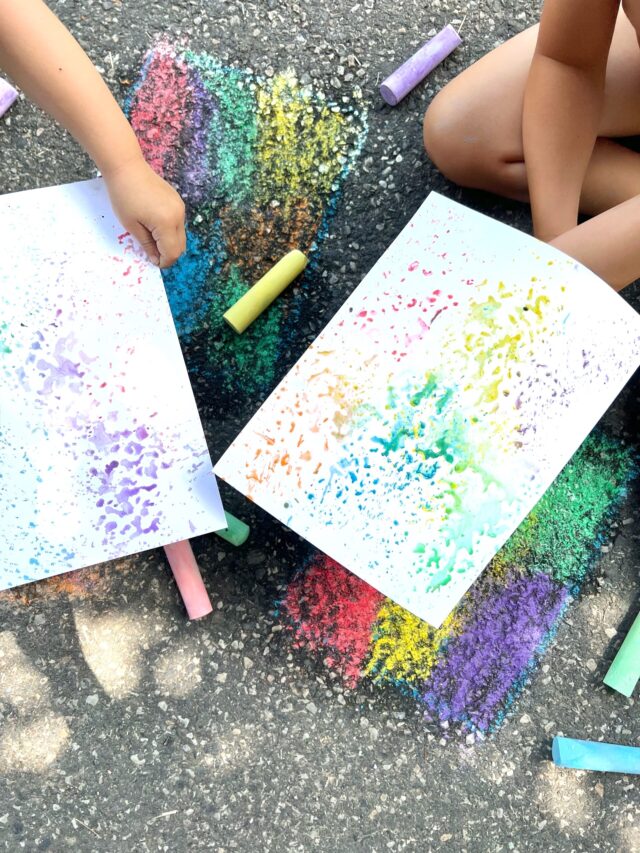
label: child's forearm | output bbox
[523,56,606,242]
[522,0,619,243]
[551,193,640,291]
[0,0,142,176]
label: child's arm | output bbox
[522,0,619,243]
[0,0,185,268]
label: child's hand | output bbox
[104,155,186,268]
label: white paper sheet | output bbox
[215,192,640,626]
[0,178,225,589]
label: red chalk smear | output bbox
[281,555,383,687]
[129,43,190,179]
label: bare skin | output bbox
[0,0,186,268]
[423,1,640,291]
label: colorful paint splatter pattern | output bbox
[215,193,640,626]
[280,431,636,736]
[0,181,224,588]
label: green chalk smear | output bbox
[495,432,635,584]
[425,566,453,591]
[0,321,11,354]
[208,263,283,394]
[185,53,258,206]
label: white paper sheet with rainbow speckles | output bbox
[0,179,225,590]
[215,192,640,626]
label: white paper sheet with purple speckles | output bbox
[0,178,225,589]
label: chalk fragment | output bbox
[603,608,640,697]
[214,511,250,546]
[552,736,640,775]
[380,25,462,106]
[0,78,18,118]
[223,249,308,334]
[163,539,213,620]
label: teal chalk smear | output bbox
[0,321,12,354]
[162,225,225,337]
[184,53,258,207]
[207,263,284,393]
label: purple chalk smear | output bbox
[423,572,568,733]
[0,78,18,118]
[380,25,462,106]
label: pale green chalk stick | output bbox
[603,609,640,698]
[214,511,250,546]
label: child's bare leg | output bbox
[423,14,640,215]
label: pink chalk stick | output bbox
[163,540,213,620]
[0,78,18,118]
[380,25,462,106]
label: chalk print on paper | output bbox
[279,428,637,737]
[0,179,225,590]
[127,39,368,399]
[215,193,640,627]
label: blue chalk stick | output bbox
[552,736,640,775]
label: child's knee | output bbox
[423,88,476,185]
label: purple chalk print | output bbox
[380,25,462,106]
[0,78,18,118]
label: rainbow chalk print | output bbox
[603,608,640,697]
[223,250,308,334]
[552,736,640,775]
[380,25,462,106]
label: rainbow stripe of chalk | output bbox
[603,608,640,697]
[552,736,640,774]
[127,41,367,399]
[279,431,637,737]
[163,540,213,620]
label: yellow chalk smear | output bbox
[365,600,460,685]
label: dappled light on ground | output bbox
[73,606,167,700]
[535,762,602,835]
[153,639,203,698]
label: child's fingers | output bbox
[152,219,187,269]
[128,222,161,266]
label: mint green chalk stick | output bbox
[214,511,250,546]
[603,609,640,698]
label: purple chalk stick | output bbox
[380,25,462,106]
[0,78,18,118]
